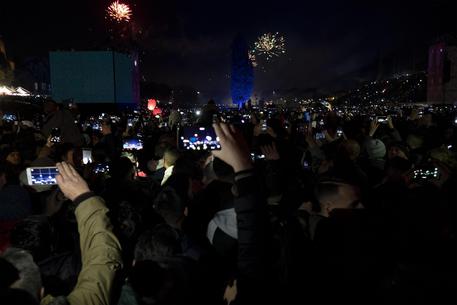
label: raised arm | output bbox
[42,162,123,305]
[213,123,269,304]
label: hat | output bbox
[365,138,386,160]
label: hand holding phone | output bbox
[212,122,252,173]
[260,143,280,161]
[55,162,90,201]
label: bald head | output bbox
[315,181,362,217]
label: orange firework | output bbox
[107,1,132,23]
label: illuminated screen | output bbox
[413,167,440,181]
[123,138,143,150]
[29,167,59,185]
[50,51,137,104]
[179,126,221,151]
[94,163,110,174]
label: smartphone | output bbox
[303,112,311,123]
[315,132,325,141]
[250,153,266,161]
[94,163,110,174]
[82,149,92,165]
[26,167,59,185]
[50,128,61,143]
[92,123,102,131]
[212,114,219,124]
[179,125,221,151]
[123,138,143,150]
[261,120,267,133]
[303,160,310,169]
[412,167,440,181]
[377,116,388,123]
[2,114,17,122]
[336,128,343,137]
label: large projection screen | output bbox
[50,51,135,104]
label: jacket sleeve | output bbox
[234,171,269,303]
[264,160,284,197]
[66,196,123,305]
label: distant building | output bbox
[49,51,139,105]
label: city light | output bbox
[0,86,31,96]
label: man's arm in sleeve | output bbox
[67,194,123,305]
[41,162,123,305]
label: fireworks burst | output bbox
[253,32,286,61]
[248,51,258,67]
[107,1,132,23]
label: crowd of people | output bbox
[0,97,456,305]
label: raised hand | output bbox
[260,143,280,161]
[387,115,394,129]
[369,120,380,137]
[223,280,237,305]
[56,162,90,201]
[266,126,277,139]
[212,123,253,173]
[46,136,54,148]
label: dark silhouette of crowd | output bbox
[0,99,455,305]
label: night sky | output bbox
[1,0,455,101]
